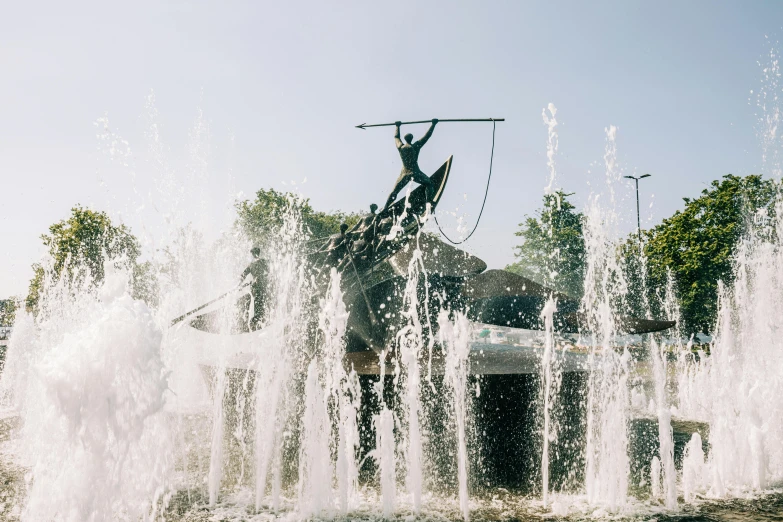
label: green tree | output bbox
[644,174,778,334]
[0,299,17,327]
[26,206,156,312]
[506,191,585,298]
[235,188,362,247]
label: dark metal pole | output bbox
[635,178,641,245]
[624,174,651,246]
[356,118,504,129]
[170,282,250,326]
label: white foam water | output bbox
[672,46,783,502]
[395,244,427,512]
[650,456,661,498]
[374,407,397,517]
[539,297,560,507]
[249,197,312,514]
[538,103,565,509]
[208,366,227,506]
[439,310,472,522]
[650,339,677,509]
[296,267,361,517]
[2,266,172,522]
[320,269,361,515]
[675,217,783,497]
[581,126,632,512]
[682,432,706,503]
[298,359,332,516]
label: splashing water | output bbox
[581,126,631,512]
[538,102,565,509]
[650,339,676,509]
[439,310,472,522]
[3,265,172,522]
[681,432,706,503]
[208,367,226,506]
[374,407,397,517]
[539,297,560,507]
[542,103,558,196]
[672,44,783,503]
[320,269,361,515]
[650,456,661,499]
[6,56,783,520]
[394,239,432,512]
[298,360,332,516]
[674,213,783,497]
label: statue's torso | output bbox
[247,259,269,287]
[398,143,421,173]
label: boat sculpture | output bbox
[187,156,674,374]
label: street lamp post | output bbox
[624,174,651,244]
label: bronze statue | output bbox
[325,223,350,268]
[348,203,378,237]
[240,247,269,327]
[184,152,675,343]
[384,119,438,210]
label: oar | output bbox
[170,282,251,327]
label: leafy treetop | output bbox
[644,174,778,334]
[0,299,17,328]
[26,206,154,312]
[235,188,362,247]
[506,191,586,299]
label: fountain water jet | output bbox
[208,368,226,506]
[298,359,332,516]
[374,407,397,517]
[318,268,361,514]
[582,126,631,512]
[439,310,473,521]
[395,241,430,512]
[539,297,559,507]
[4,264,173,522]
[650,339,676,509]
[538,103,565,509]
[7,89,766,522]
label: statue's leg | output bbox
[412,170,435,202]
[384,173,411,209]
[250,288,266,329]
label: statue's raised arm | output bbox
[414,119,438,149]
[394,121,403,149]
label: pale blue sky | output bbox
[2,1,782,297]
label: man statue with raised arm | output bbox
[383,119,438,210]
